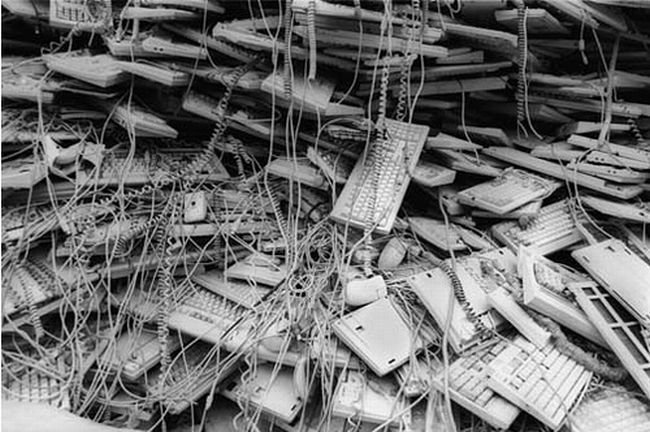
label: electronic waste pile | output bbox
[2,0,650,431]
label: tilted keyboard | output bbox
[108,329,182,381]
[492,200,587,255]
[2,368,70,410]
[432,340,520,430]
[3,257,63,318]
[330,119,429,234]
[168,284,251,350]
[147,341,239,414]
[571,281,650,399]
[332,370,411,426]
[486,336,593,430]
[77,147,229,186]
[457,168,559,215]
[221,363,303,423]
[192,270,271,309]
[570,386,650,432]
[306,146,354,184]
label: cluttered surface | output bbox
[2,0,650,430]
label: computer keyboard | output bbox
[571,281,650,400]
[2,368,70,410]
[44,52,127,88]
[221,363,303,423]
[266,158,328,190]
[332,297,423,376]
[570,386,650,432]
[332,370,411,426]
[2,157,48,190]
[77,147,229,186]
[108,329,182,381]
[457,169,559,215]
[492,200,586,255]
[330,119,429,234]
[3,257,62,318]
[486,336,593,430]
[518,249,606,347]
[431,341,521,430]
[306,146,354,184]
[225,253,288,287]
[192,270,272,309]
[572,239,650,327]
[147,341,239,414]
[49,0,111,31]
[168,284,251,350]
[2,203,57,243]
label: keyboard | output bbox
[412,160,456,188]
[44,52,127,88]
[2,369,70,411]
[408,256,508,353]
[570,386,650,432]
[306,146,354,184]
[266,158,328,190]
[147,341,239,415]
[486,336,593,430]
[117,60,190,87]
[572,239,650,327]
[581,195,650,224]
[168,284,251,351]
[431,149,503,177]
[457,169,559,215]
[108,329,182,381]
[430,341,521,430]
[571,281,650,399]
[409,217,492,251]
[332,297,423,376]
[492,200,586,255]
[102,101,178,138]
[221,363,303,423]
[76,147,229,186]
[330,119,429,234]
[3,257,63,319]
[57,216,149,257]
[49,0,111,31]
[192,270,272,309]
[518,249,606,347]
[332,370,411,426]
[2,203,57,243]
[2,157,48,190]
[225,253,288,287]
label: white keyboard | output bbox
[431,341,520,430]
[2,368,70,411]
[570,386,650,432]
[147,341,238,415]
[168,285,250,350]
[191,270,271,309]
[492,200,586,255]
[221,363,302,423]
[458,169,558,215]
[332,370,411,426]
[486,336,593,430]
[330,119,429,234]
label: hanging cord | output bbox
[516,1,527,138]
[437,261,491,339]
[307,0,318,81]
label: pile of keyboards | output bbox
[2,0,650,431]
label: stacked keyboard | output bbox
[486,336,593,429]
[330,119,429,234]
[492,200,587,255]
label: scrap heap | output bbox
[2,0,650,431]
